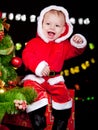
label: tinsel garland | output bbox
[0,34,14,55]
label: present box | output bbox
[0,124,10,130]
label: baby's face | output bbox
[42,11,65,41]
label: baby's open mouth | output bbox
[48,31,55,39]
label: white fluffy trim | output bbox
[70,33,87,48]
[21,74,45,84]
[37,5,73,43]
[47,75,65,85]
[35,61,48,76]
[52,98,72,110]
[26,98,48,112]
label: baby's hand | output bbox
[42,65,50,76]
[73,34,83,44]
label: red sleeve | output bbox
[64,40,86,60]
[22,38,42,73]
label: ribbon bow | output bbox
[2,18,10,31]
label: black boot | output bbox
[28,106,47,130]
[52,108,71,130]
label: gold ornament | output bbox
[0,79,6,93]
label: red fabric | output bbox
[24,79,71,103]
[24,80,48,101]
[22,37,85,73]
[0,124,10,130]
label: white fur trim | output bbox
[35,61,48,76]
[26,98,48,112]
[47,75,65,85]
[21,74,45,84]
[37,5,73,43]
[70,33,87,48]
[52,98,72,110]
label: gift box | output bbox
[2,89,75,130]
[0,124,10,130]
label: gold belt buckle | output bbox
[49,71,55,76]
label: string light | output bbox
[2,12,90,24]
[81,63,87,70]
[30,15,36,22]
[90,58,95,63]
[74,66,80,73]
[60,57,96,76]
[21,14,26,22]
[78,18,84,25]
[89,43,95,50]
[75,96,95,101]
[64,69,70,76]
[70,17,76,24]
[8,13,14,20]
[84,18,90,25]
[85,61,90,67]
[15,14,21,21]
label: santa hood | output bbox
[37,5,73,43]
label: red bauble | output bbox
[11,56,22,68]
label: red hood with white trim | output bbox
[37,5,73,43]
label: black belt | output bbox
[49,71,60,76]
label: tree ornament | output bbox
[15,43,22,51]
[11,56,22,68]
[0,87,6,94]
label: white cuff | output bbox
[35,61,48,76]
[70,33,87,48]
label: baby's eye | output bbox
[46,23,50,25]
[56,25,60,27]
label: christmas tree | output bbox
[0,12,37,123]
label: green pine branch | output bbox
[0,87,37,123]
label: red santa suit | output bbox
[21,5,87,113]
